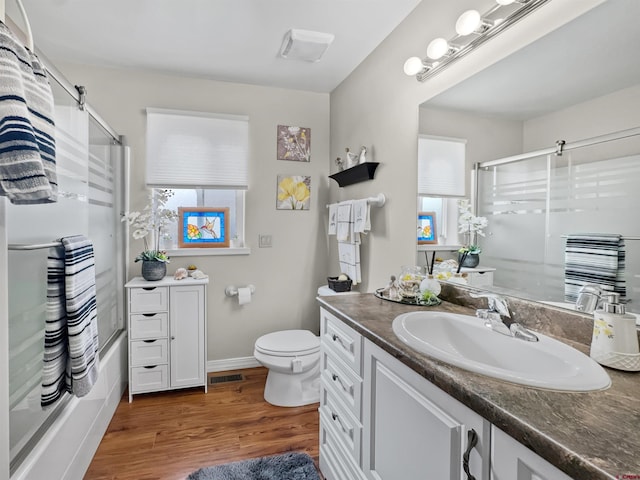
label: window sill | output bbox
[166,247,251,257]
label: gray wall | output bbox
[328,0,604,292]
[58,64,330,363]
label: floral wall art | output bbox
[277,125,311,162]
[277,175,311,210]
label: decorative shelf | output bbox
[329,162,379,187]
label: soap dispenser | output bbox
[590,292,640,371]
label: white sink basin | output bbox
[392,311,611,392]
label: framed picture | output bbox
[276,175,311,210]
[277,125,311,162]
[178,207,229,248]
[417,211,437,244]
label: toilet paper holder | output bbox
[225,284,256,297]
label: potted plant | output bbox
[122,189,178,281]
[457,199,488,269]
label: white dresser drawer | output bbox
[130,313,169,339]
[321,309,362,375]
[320,386,362,465]
[321,348,362,418]
[129,286,168,313]
[467,271,494,287]
[320,420,366,480]
[130,365,169,393]
[130,339,169,366]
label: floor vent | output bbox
[209,374,244,385]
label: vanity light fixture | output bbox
[405,0,551,82]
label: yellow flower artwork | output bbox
[277,175,311,210]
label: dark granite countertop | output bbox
[317,293,640,480]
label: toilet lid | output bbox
[255,330,320,356]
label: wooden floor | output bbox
[84,367,320,480]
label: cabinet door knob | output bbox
[462,428,479,480]
[171,336,176,340]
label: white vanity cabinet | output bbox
[319,308,366,480]
[125,276,208,402]
[363,340,490,480]
[319,307,490,480]
[491,426,573,480]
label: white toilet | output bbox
[254,285,357,407]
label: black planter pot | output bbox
[141,260,166,281]
[458,252,480,269]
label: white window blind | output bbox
[146,108,249,189]
[418,135,466,196]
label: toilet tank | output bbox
[317,285,358,296]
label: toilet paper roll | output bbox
[237,286,252,305]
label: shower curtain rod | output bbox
[477,126,640,169]
[8,240,61,251]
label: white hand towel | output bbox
[353,199,371,234]
[328,203,338,235]
[338,242,361,285]
[336,202,352,242]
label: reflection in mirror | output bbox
[417,0,640,318]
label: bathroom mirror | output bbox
[417,0,640,316]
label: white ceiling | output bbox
[424,0,640,120]
[7,0,421,93]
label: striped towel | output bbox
[0,21,57,204]
[564,233,626,303]
[41,236,99,407]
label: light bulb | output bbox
[456,9,481,36]
[426,38,449,60]
[403,56,425,76]
[496,0,515,5]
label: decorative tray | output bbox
[374,288,441,307]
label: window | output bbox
[145,108,249,254]
[156,188,245,251]
[417,135,467,245]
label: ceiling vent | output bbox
[279,29,335,63]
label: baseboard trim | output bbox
[207,356,260,373]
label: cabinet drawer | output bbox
[320,421,366,480]
[130,313,169,339]
[130,339,169,366]
[321,309,362,375]
[129,286,168,313]
[320,385,362,464]
[130,365,169,393]
[321,349,362,419]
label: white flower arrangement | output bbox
[457,199,488,254]
[121,189,178,262]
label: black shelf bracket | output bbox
[329,162,379,187]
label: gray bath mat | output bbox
[186,452,320,480]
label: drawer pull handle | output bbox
[332,333,345,348]
[462,429,479,480]
[331,373,349,393]
[143,365,158,369]
[142,287,157,291]
[142,313,157,317]
[330,412,352,436]
[143,339,157,344]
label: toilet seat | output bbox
[255,330,320,357]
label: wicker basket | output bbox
[327,276,352,292]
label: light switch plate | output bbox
[259,234,272,248]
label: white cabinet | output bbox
[125,277,208,402]
[363,340,490,480]
[463,267,495,288]
[491,426,573,480]
[319,307,490,480]
[319,308,366,480]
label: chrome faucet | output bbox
[471,292,539,342]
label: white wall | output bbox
[523,84,640,150]
[328,0,605,292]
[57,64,331,363]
